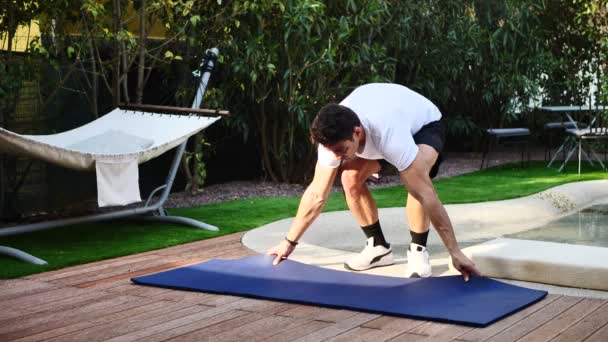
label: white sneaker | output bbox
[405,243,432,278]
[344,237,394,271]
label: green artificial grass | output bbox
[1,161,607,278]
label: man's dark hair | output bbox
[310,104,361,146]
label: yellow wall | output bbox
[0,20,40,52]
[0,2,168,53]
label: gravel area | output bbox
[165,150,543,208]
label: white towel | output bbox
[95,156,141,207]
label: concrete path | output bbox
[242,180,608,298]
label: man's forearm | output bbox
[286,187,328,242]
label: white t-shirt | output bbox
[317,83,442,171]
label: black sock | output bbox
[410,230,429,251]
[361,221,390,248]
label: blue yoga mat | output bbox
[132,254,547,326]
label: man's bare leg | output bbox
[405,144,439,233]
[406,193,431,234]
[405,144,440,278]
[340,157,381,226]
[341,158,394,271]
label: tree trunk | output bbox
[136,0,146,104]
[120,41,130,103]
[88,38,98,118]
[7,1,15,56]
[111,0,121,106]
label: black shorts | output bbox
[413,120,445,179]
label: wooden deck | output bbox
[1,232,607,342]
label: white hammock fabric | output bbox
[0,108,220,206]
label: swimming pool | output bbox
[507,204,608,248]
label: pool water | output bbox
[507,204,608,247]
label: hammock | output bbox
[0,108,221,206]
[0,108,220,170]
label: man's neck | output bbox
[357,126,366,154]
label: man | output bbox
[267,83,480,281]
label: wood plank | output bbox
[311,308,361,323]
[75,246,254,288]
[402,321,473,341]
[50,255,184,286]
[0,279,61,299]
[4,298,165,342]
[152,232,245,257]
[29,255,161,282]
[135,309,251,342]
[457,294,560,342]
[359,316,426,341]
[325,326,381,341]
[277,304,325,318]
[0,291,124,332]
[266,320,334,342]
[195,314,309,342]
[146,287,218,304]
[25,253,169,282]
[43,302,207,342]
[0,286,100,316]
[478,296,582,342]
[161,298,300,342]
[203,294,245,307]
[275,305,362,323]
[584,320,608,342]
[106,298,292,342]
[17,289,114,314]
[75,258,206,288]
[0,282,64,303]
[167,311,276,342]
[104,283,174,297]
[176,242,248,259]
[0,278,39,289]
[119,102,230,117]
[155,238,246,258]
[414,323,472,342]
[105,309,250,342]
[292,312,381,341]
[550,301,608,342]
[0,294,141,335]
[516,298,606,342]
[387,332,428,341]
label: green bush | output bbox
[5,0,606,183]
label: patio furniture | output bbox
[544,105,608,174]
[0,48,228,265]
[480,127,531,170]
[542,120,581,160]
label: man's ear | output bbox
[353,126,363,137]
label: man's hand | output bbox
[267,240,296,265]
[451,250,481,282]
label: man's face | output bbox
[326,139,358,161]
[325,127,363,161]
